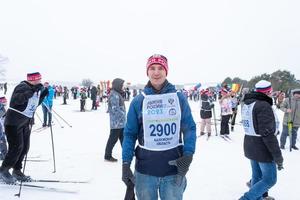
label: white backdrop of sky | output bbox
[0,0,300,85]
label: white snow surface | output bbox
[0,91,299,200]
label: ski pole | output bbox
[41,103,57,172]
[287,90,293,152]
[49,122,56,173]
[52,113,64,128]
[14,154,28,198]
[212,106,218,136]
[51,108,72,128]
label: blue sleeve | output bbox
[122,97,140,163]
[178,93,196,155]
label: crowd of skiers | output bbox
[0,55,299,200]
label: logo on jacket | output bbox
[168,98,175,105]
[169,108,176,115]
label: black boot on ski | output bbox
[104,156,118,162]
[291,146,299,150]
[12,169,32,182]
[0,167,17,184]
[200,132,206,136]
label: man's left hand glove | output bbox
[168,155,193,186]
[122,163,135,186]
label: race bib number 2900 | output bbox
[142,93,181,151]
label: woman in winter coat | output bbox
[104,78,126,162]
[200,89,214,137]
[218,87,233,137]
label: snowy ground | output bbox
[0,89,299,200]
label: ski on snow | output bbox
[197,134,212,141]
[0,181,78,194]
[32,126,49,133]
[220,135,232,142]
[30,179,90,184]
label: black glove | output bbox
[124,180,135,200]
[275,156,284,171]
[33,83,43,92]
[168,155,193,185]
[122,163,135,186]
[210,103,215,109]
[277,162,284,171]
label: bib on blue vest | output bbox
[141,92,182,151]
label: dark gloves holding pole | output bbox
[122,163,135,200]
[168,154,193,186]
[122,162,135,186]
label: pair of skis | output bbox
[32,124,56,133]
[197,133,211,141]
[0,178,89,194]
[220,135,232,142]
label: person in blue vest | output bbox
[122,54,196,200]
[239,80,283,200]
[0,72,48,184]
[42,82,55,127]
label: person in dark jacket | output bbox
[90,86,98,110]
[0,72,48,184]
[104,78,126,162]
[239,80,283,200]
[80,88,87,112]
[122,54,196,200]
[0,96,8,160]
[4,82,7,95]
[199,89,214,137]
[279,89,300,150]
[63,86,68,105]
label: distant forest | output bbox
[222,70,300,92]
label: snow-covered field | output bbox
[0,88,299,200]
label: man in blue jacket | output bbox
[42,82,55,127]
[122,54,196,200]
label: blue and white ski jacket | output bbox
[122,82,196,177]
[42,86,55,108]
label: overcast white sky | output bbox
[0,0,300,85]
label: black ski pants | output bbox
[231,108,238,127]
[104,128,123,159]
[80,99,86,111]
[1,124,31,170]
[92,99,97,110]
[220,114,231,135]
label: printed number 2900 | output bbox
[149,123,176,137]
